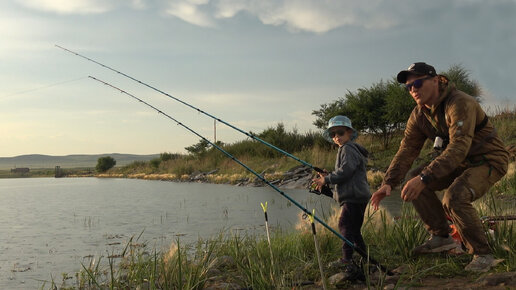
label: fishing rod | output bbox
[56,45,326,174]
[88,75,391,274]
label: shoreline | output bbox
[91,165,315,190]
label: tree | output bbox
[96,156,116,172]
[160,152,180,161]
[441,64,482,101]
[384,78,415,133]
[150,158,161,169]
[312,98,347,129]
[185,139,211,157]
[312,64,483,149]
[313,80,411,149]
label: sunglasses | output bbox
[405,76,434,91]
[329,129,347,138]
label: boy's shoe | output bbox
[343,263,365,282]
[465,254,503,272]
[412,235,458,254]
[327,259,350,271]
[327,260,365,281]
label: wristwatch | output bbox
[420,173,431,185]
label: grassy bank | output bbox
[49,165,516,288]
[102,107,515,186]
[101,133,406,186]
[0,168,94,178]
[16,107,511,288]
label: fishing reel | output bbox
[308,166,333,197]
[308,182,332,197]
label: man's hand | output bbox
[401,175,426,201]
[371,184,391,210]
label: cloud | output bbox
[214,0,400,33]
[162,0,419,33]
[164,0,215,27]
[13,0,515,35]
[16,0,114,14]
[130,0,147,10]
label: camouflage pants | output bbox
[408,163,504,255]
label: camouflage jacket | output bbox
[383,83,509,188]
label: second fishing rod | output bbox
[89,76,391,274]
[56,45,326,174]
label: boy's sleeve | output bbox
[324,145,359,185]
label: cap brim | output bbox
[396,70,424,83]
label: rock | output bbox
[383,284,395,290]
[392,265,408,275]
[284,165,305,174]
[190,169,219,182]
[367,270,399,286]
[206,169,219,175]
[280,172,312,189]
[204,282,241,290]
[135,281,150,290]
[328,272,348,285]
[190,170,202,177]
[214,255,236,269]
[235,178,250,186]
[206,267,222,278]
[478,271,516,286]
[269,179,281,185]
[384,274,400,286]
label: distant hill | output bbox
[0,153,160,170]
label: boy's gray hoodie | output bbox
[324,141,371,205]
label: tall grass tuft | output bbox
[54,183,515,289]
[362,203,427,263]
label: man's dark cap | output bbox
[396,62,437,83]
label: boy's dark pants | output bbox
[339,202,368,261]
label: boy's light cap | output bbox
[323,115,358,142]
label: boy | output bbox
[312,115,371,277]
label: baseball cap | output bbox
[396,62,437,83]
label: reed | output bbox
[54,188,515,289]
[112,107,514,182]
[49,109,515,288]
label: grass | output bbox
[5,108,513,185]
[47,167,516,289]
[29,107,516,288]
[0,167,94,178]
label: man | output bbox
[371,62,509,272]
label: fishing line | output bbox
[56,45,325,173]
[88,75,391,274]
[2,76,88,99]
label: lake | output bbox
[0,177,402,289]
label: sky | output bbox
[1,0,515,157]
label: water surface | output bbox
[0,177,402,288]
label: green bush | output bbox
[96,156,116,172]
[150,158,161,169]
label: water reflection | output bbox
[0,177,402,288]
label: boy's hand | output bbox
[371,184,391,210]
[312,174,326,191]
